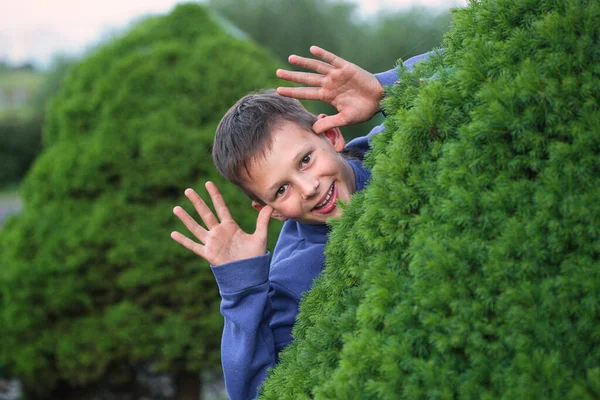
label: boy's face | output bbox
[244,119,356,224]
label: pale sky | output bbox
[1,0,466,67]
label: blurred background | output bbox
[0,0,464,399]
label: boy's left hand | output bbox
[276,45,384,134]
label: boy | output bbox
[171,46,432,399]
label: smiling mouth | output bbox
[313,183,336,213]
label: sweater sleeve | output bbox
[211,254,275,400]
[374,50,439,87]
[211,251,307,400]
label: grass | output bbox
[0,70,45,119]
[0,184,20,200]
[0,70,44,90]
[0,184,22,228]
[0,106,38,119]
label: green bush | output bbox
[0,3,282,396]
[261,0,600,398]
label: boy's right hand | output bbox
[171,182,273,266]
[276,45,384,134]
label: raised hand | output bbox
[171,182,273,266]
[276,45,385,134]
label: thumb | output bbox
[313,114,346,134]
[254,205,274,237]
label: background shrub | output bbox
[261,0,600,398]
[0,3,283,396]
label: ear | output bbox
[317,114,345,152]
[252,201,288,222]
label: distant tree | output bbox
[261,0,600,397]
[16,62,36,72]
[0,3,283,398]
[208,0,358,62]
[343,7,452,73]
[0,116,43,186]
[0,55,74,187]
[30,54,75,115]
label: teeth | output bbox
[315,184,334,209]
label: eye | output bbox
[276,184,289,198]
[301,153,312,166]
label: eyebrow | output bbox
[266,146,311,194]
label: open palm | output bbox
[171,182,273,266]
[276,45,384,134]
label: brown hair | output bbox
[212,89,317,202]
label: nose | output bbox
[298,174,319,200]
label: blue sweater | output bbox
[210,52,432,400]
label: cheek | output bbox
[277,201,305,219]
[321,158,346,175]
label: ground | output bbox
[0,189,21,228]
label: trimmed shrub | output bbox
[261,0,600,398]
[0,3,282,396]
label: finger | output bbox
[184,188,218,229]
[286,55,333,75]
[312,114,347,134]
[173,206,208,242]
[205,181,233,221]
[276,86,322,101]
[254,205,274,237]
[276,70,325,87]
[170,231,206,258]
[310,46,347,68]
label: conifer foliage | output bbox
[261,0,600,398]
[0,4,282,395]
